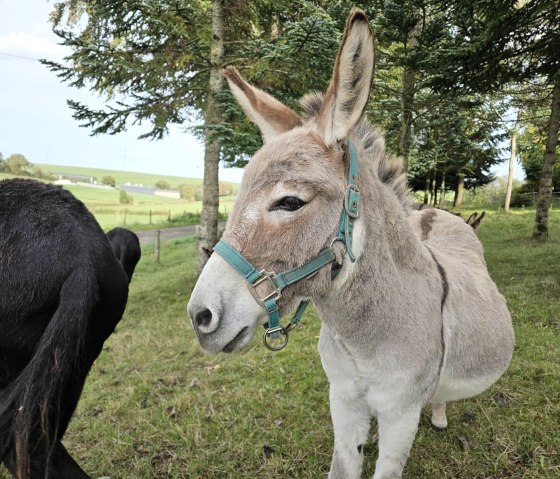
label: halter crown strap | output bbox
[212,140,360,351]
[337,141,360,261]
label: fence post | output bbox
[149,210,152,225]
[155,230,161,264]
[168,209,171,222]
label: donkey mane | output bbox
[300,92,414,211]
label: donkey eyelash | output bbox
[269,196,307,212]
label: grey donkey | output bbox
[188,8,514,479]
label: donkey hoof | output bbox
[431,416,448,429]
[430,403,448,429]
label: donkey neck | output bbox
[314,150,437,349]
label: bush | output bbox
[510,183,538,207]
[119,190,133,204]
[102,175,116,187]
[155,180,170,190]
[178,184,198,200]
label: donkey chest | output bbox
[318,324,418,412]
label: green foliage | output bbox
[154,180,170,190]
[426,0,560,92]
[5,153,31,173]
[218,181,237,197]
[31,167,55,181]
[178,183,200,201]
[408,94,507,196]
[101,175,116,187]
[119,189,133,204]
[45,1,373,166]
[0,153,53,180]
[45,0,214,140]
[518,120,560,192]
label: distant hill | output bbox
[35,163,238,189]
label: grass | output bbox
[61,184,236,231]
[34,163,230,189]
[1,211,559,478]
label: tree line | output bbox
[0,152,54,181]
[43,0,559,269]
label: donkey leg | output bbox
[327,382,371,479]
[45,441,91,479]
[372,405,421,479]
[430,402,448,429]
[4,440,91,479]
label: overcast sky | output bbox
[0,1,523,183]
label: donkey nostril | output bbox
[195,308,213,328]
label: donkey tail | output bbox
[0,268,97,478]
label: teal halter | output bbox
[213,141,360,351]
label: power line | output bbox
[0,51,41,61]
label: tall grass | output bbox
[1,211,558,478]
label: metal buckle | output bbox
[250,270,282,306]
[283,321,298,333]
[344,184,360,219]
[263,326,289,351]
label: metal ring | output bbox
[263,328,289,351]
[329,236,346,250]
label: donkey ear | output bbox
[223,66,302,143]
[317,8,375,146]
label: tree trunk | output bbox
[504,111,520,212]
[533,78,560,240]
[430,171,437,206]
[438,165,446,207]
[423,176,430,204]
[454,173,465,208]
[398,30,419,171]
[197,0,224,272]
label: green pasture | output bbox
[2,210,557,478]
[61,184,235,231]
[35,163,215,189]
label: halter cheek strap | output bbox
[213,141,360,351]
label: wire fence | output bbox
[462,191,560,209]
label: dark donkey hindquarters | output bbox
[0,179,130,479]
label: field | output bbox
[63,184,235,230]
[35,164,209,188]
[1,167,237,230]
[0,210,559,478]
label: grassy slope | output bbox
[1,211,559,478]
[35,163,217,189]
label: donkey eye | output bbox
[271,196,306,212]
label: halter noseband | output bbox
[213,141,360,351]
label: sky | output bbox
[0,0,245,182]
[0,1,523,184]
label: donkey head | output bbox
[188,9,374,354]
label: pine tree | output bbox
[426,0,560,238]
